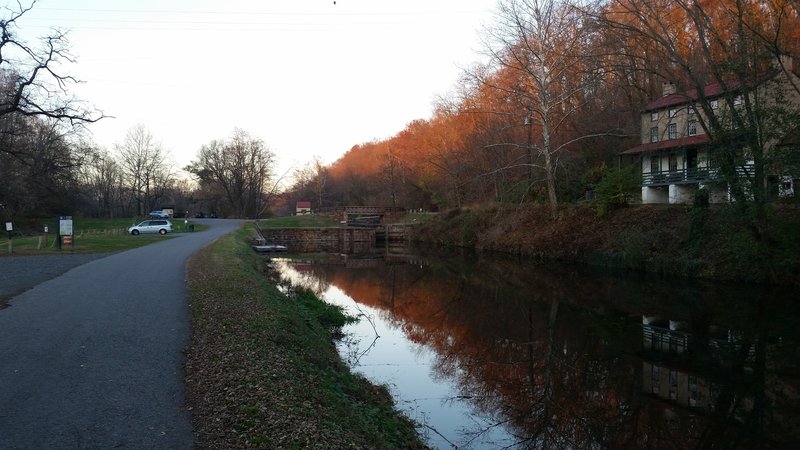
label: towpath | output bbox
[0,219,241,449]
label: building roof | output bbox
[642,82,740,112]
[621,134,710,155]
[643,64,800,112]
[626,58,799,156]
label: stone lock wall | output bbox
[259,228,376,253]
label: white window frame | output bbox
[650,154,660,173]
[669,153,678,172]
[650,127,659,143]
[669,108,678,118]
[688,120,697,136]
[651,111,658,121]
[668,123,677,140]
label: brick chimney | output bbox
[662,81,677,97]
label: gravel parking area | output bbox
[0,253,114,306]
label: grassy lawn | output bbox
[0,217,207,256]
[257,214,341,228]
[184,225,425,448]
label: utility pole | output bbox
[525,112,534,187]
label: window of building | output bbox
[688,105,696,115]
[651,155,660,173]
[669,335,679,353]
[650,127,659,143]
[669,108,678,118]
[710,99,719,109]
[651,111,658,121]
[734,95,743,106]
[669,153,678,172]
[668,123,677,139]
[689,390,700,407]
[688,120,697,136]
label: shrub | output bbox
[594,166,641,217]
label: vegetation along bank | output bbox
[184,225,425,449]
[410,203,800,287]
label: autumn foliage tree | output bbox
[283,0,800,223]
[475,0,613,216]
[597,0,800,235]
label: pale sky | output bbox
[13,0,498,179]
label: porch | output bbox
[643,167,714,186]
[643,164,755,187]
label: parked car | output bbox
[195,212,205,218]
[148,210,170,218]
[128,219,173,235]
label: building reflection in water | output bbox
[271,250,800,449]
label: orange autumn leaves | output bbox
[297,0,800,211]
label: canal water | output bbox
[271,247,800,449]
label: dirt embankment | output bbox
[411,203,800,286]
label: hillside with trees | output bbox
[286,0,800,216]
[0,3,285,225]
[0,3,102,219]
[3,0,800,249]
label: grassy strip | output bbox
[257,214,341,228]
[184,226,426,449]
[257,213,434,229]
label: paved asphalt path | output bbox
[0,219,243,449]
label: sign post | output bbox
[4,221,12,255]
[58,215,74,250]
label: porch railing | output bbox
[642,164,754,186]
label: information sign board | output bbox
[59,216,73,236]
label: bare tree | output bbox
[477,0,608,217]
[0,1,104,217]
[0,116,87,215]
[310,156,328,210]
[292,155,328,210]
[597,0,800,236]
[78,148,126,217]
[0,1,102,130]
[115,125,173,216]
[190,129,277,218]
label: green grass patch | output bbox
[397,211,437,224]
[292,288,357,329]
[0,217,207,256]
[184,225,425,449]
[257,214,341,228]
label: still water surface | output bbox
[273,247,799,449]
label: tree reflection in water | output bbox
[271,250,800,449]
